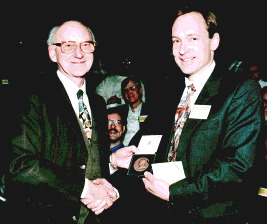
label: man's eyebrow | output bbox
[172,33,200,39]
[187,33,200,37]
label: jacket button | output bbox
[80,165,86,170]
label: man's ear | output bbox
[211,33,220,51]
[139,87,143,95]
[48,45,57,62]
[122,125,126,133]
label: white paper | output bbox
[189,105,211,119]
[152,161,186,185]
[136,135,162,154]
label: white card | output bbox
[189,105,211,119]
[136,135,162,154]
[152,161,186,185]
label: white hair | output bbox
[46,22,96,45]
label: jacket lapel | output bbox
[175,67,222,161]
[54,76,84,138]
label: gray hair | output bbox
[46,22,96,45]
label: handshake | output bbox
[81,146,139,215]
[80,178,117,215]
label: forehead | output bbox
[54,21,92,43]
[172,12,209,38]
[108,113,122,120]
[125,80,137,88]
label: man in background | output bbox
[107,107,126,153]
[121,77,149,146]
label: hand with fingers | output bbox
[110,145,140,169]
[80,179,117,215]
[142,171,170,201]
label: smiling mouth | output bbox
[109,130,118,134]
[180,57,195,62]
[71,61,86,64]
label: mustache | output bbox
[108,129,118,133]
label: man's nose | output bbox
[179,42,188,55]
[73,45,84,58]
[110,123,116,128]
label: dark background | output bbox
[2,1,265,85]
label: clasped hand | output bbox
[81,179,117,215]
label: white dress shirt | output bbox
[181,60,215,107]
[57,70,92,120]
[123,103,143,146]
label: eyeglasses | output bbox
[52,41,96,54]
[108,120,122,126]
[123,86,138,93]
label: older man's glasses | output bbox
[108,120,122,126]
[52,41,96,54]
[123,86,138,94]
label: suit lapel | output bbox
[176,67,222,161]
[54,76,84,139]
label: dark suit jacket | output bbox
[130,63,265,223]
[5,73,112,224]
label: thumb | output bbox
[144,172,154,182]
[127,145,140,154]
[93,179,102,185]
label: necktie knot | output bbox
[188,83,196,93]
[77,89,83,100]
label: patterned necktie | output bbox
[168,84,196,162]
[77,89,92,142]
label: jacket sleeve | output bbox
[169,79,265,209]
[7,94,85,204]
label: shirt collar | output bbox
[129,102,143,113]
[110,143,123,152]
[185,60,215,91]
[57,70,86,98]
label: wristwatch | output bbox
[109,155,118,171]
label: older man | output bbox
[129,6,264,224]
[6,21,121,224]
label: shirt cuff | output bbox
[81,178,89,199]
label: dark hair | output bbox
[176,5,218,38]
[121,76,143,102]
[121,76,142,90]
[107,106,126,126]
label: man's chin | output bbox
[110,139,120,143]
